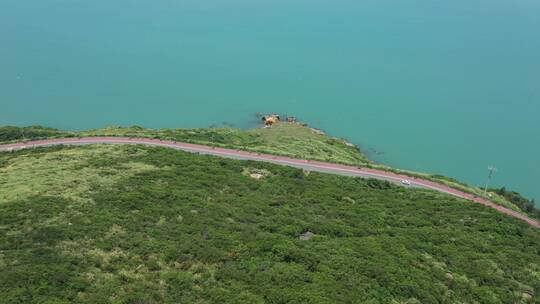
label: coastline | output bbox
[1,124,538,221]
[1,136,538,228]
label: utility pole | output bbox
[484,166,497,195]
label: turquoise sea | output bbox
[1,0,539,203]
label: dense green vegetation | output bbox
[490,187,540,220]
[0,124,537,220]
[1,145,539,303]
[0,125,65,142]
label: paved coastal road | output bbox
[1,137,538,228]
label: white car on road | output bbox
[401,179,411,186]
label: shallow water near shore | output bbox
[1,0,539,203]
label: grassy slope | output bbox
[0,124,534,218]
[82,123,370,165]
[0,124,369,165]
[0,145,539,303]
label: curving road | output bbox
[1,137,538,228]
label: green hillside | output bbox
[0,124,369,165]
[0,124,537,220]
[1,145,538,303]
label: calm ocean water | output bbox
[1,0,539,203]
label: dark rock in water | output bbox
[287,116,297,123]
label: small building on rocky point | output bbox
[262,114,280,126]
